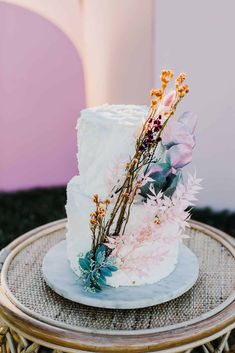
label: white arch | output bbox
[0,0,83,53]
[0,0,154,107]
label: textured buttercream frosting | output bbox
[76,105,148,199]
[66,104,180,287]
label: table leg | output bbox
[201,332,231,353]
[0,325,41,353]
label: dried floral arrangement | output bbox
[79,70,202,292]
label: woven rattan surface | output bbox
[1,222,235,333]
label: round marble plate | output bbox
[42,241,199,309]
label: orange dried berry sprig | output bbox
[97,206,106,217]
[92,194,110,207]
[150,89,163,98]
[175,73,189,98]
[161,69,174,87]
[175,72,186,86]
[150,70,174,108]
[177,84,189,98]
[90,218,98,225]
[92,194,99,203]
[90,194,109,227]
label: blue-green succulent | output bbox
[79,244,118,293]
[140,112,197,200]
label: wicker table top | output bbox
[0,219,235,353]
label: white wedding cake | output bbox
[66,105,179,287]
[66,71,201,292]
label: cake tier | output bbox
[76,105,148,199]
[66,176,180,287]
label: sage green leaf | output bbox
[92,281,102,292]
[95,244,106,264]
[100,267,113,277]
[164,170,182,197]
[85,251,92,261]
[97,272,107,286]
[106,265,118,272]
[79,257,90,271]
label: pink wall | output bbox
[0,2,85,191]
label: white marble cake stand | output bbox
[42,240,199,309]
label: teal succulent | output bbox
[79,244,117,293]
[140,160,182,199]
[140,112,197,200]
